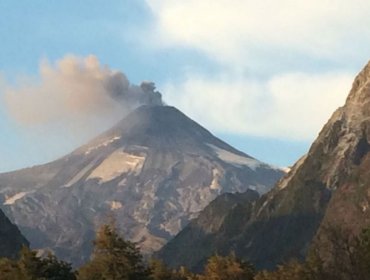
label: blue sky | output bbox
[0,0,369,172]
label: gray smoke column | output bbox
[3,55,163,125]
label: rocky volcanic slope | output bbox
[0,105,283,265]
[0,209,28,258]
[156,190,260,271]
[158,61,370,270]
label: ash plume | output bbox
[3,55,163,125]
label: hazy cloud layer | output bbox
[146,0,370,66]
[144,0,364,140]
[164,72,353,141]
[3,55,162,125]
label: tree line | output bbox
[1,223,370,279]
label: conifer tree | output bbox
[39,253,76,280]
[149,259,176,280]
[198,253,255,280]
[78,224,149,280]
[0,246,75,280]
[0,257,21,280]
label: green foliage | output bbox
[352,227,370,279]
[148,259,196,280]
[38,253,76,280]
[149,259,176,280]
[254,225,370,280]
[196,253,255,280]
[0,246,75,280]
[77,224,149,280]
[255,260,316,280]
[18,246,44,279]
[148,254,255,280]
[7,223,370,280]
[0,257,22,280]
[173,266,194,280]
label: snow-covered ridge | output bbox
[109,201,123,210]
[88,149,145,183]
[4,192,31,205]
[210,168,222,191]
[84,136,121,155]
[207,144,262,170]
[281,167,291,173]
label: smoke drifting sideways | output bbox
[4,55,163,126]
[1,55,163,167]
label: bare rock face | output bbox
[158,61,370,270]
[0,208,28,258]
[156,190,260,271]
[318,61,370,237]
[0,105,283,266]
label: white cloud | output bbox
[146,0,370,65]
[144,0,365,140]
[163,71,353,140]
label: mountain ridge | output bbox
[158,61,370,270]
[0,105,284,266]
[0,208,29,258]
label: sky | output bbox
[0,0,370,172]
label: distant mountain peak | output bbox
[80,105,258,159]
[0,105,283,266]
